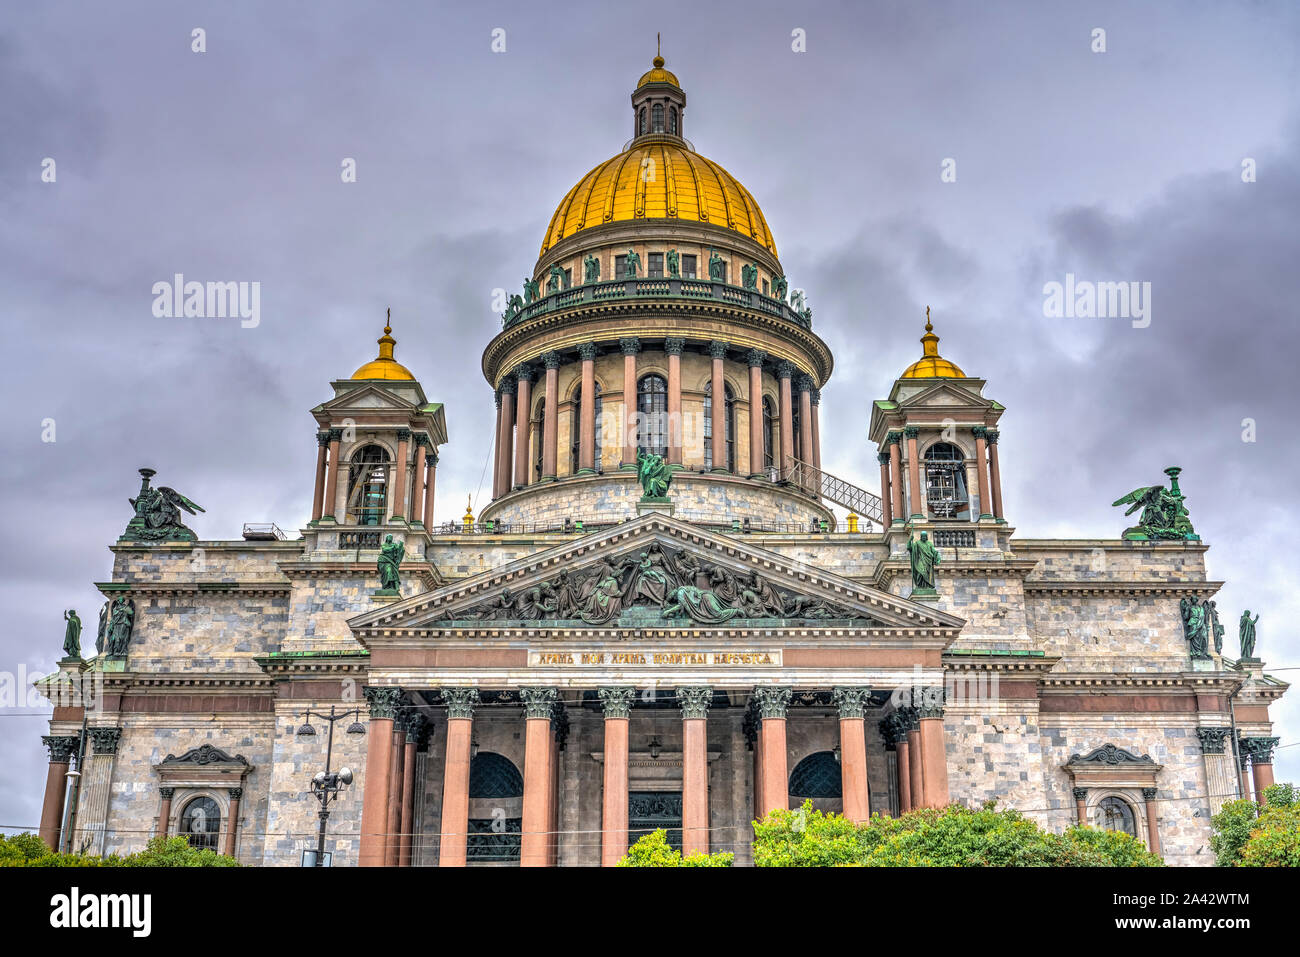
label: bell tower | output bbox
[868,309,1006,544]
[307,312,448,538]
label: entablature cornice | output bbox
[277,561,442,589]
[95,580,291,597]
[482,301,833,387]
[1022,579,1224,598]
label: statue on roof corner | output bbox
[120,468,204,543]
[62,610,82,661]
[907,530,940,595]
[636,447,672,500]
[1112,466,1198,541]
[1239,610,1259,659]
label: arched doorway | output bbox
[789,750,842,813]
[466,752,523,864]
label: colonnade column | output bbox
[776,362,795,479]
[491,391,504,497]
[541,352,560,481]
[494,380,516,498]
[747,350,766,477]
[38,735,77,850]
[1245,737,1278,797]
[391,429,410,522]
[987,429,1004,521]
[832,688,871,822]
[797,376,815,491]
[424,448,438,529]
[398,713,424,867]
[358,686,402,867]
[384,709,407,865]
[878,452,894,526]
[620,338,640,468]
[917,686,950,808]
[410,439,428,527]
[1073,787,1088,825]
[904,426,924,520]
[438,688,478,867]
[311,432,329,522]
[709,341,727,470]
[521,687,559,866]
[513,365,535,489]
[893,722,913,813]
[1238,747,1254,803]
[677,686,712,855]
[322,428,342,521]
[754,685,792,817]
[905,709,925,810]
[157,787,173,839]
[665,338,685,465]
[578,343,598,473]
[599,687,633,866]
[548,704,567,867]
[1143,788,1162,856]
[887,432,905,524]
[972,426,993,520]
[224,788,242,858]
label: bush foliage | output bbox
[1211,783,1300,868]
[617,829,733,867]
[0,833,240,868]
[751,800,1163,867]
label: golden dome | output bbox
[541,140,777,257]
[351,312,415,381]
[637,55,680,89]
[901,309,965,379]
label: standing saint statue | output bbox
[624,248,641,277]
[583,253,600,283]
[667,248,680,278]
[906,531,940,593]
[708,248,725,281]
[1206,600,1225,655]
[62,610,82,660]
[1239,610,1259,659]
[1180,597,1210,659]
[106,596,135,657]
[377,534,404,594]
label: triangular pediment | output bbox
[896,380,991,410]
[348,514,965,633]
[317,384,419,414]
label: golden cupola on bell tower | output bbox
[304,311,448,548]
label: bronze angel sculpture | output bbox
[121,468,205,542]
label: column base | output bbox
[575,468,596,476]
[636,499,675,518]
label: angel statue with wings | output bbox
[1111,466,1198,541]
[120,468,205,542]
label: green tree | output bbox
[1211,782,1299,867]
[617,829,733,867]
[752,800,1162,867]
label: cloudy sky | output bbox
[2,1,1298,829]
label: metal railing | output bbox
[242,523,287,541]
[502,278,812,331]
[781,459,884,527]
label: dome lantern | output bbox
[900,307,965,379]
[631,37,686,141]
[351,308,416,381]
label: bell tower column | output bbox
[322,428,342,522]
[973,427,993,520]
[391,429,410,522]
[878,452,893,526]
[987,429,1005,521]
[311,431,329,522]
[904,426,924,520]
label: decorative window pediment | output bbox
[155,744,253,788]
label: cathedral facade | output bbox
[34,56,1287,867]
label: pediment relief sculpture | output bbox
[435,543,874,626]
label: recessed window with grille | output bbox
[638,108,646,136]
[347,444,389,525]
[651,103,664,132]
[924,441,969,519]
[647,252,664,278]
[762,279,769,295]
[789,751,842,799]
[180,796,221,851]
[703,381,735,471]
[563,268,572,289]
[467,752,523,864]
[1096,796,1137,837]
[762,397,775,469]
[614,254,627,278]
[637,374,668,456]
[680,254,696,279]
[669,106,678,134]
[570,383,603,473]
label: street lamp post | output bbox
[295,705,366,866]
